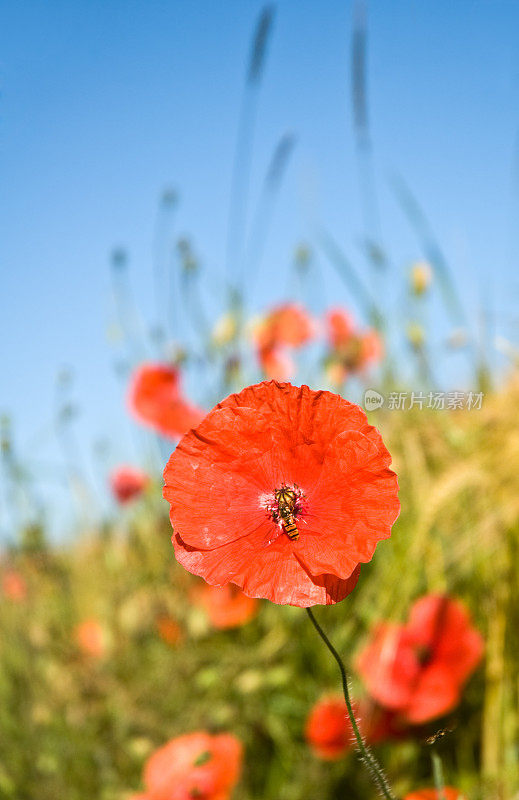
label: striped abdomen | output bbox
[281,514,299,541]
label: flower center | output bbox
[414,643,432,666]
[262,483,306,541]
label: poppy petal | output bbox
[174,531,361,607]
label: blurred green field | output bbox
[1,376,517,800]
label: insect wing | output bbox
[261,525,282,549]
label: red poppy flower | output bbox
[360,329,384,365]
[156,615,183,646]
[128,363,204,439]
[110,465,149,504]
[356,595,484,724]
[193,583,259,629]
[163,381,399,607]
[326,309,356,348]
[325,309,383,381]
[255,303,315,350]
[257,344,295,381]
[2,569,27,602]
[143,731,242,800]
[254,304,315,379]
[356,698,412,745]
[404,788,466,800]
[305,695,354,759]
[304,695,402,759]
[74,618,106,659]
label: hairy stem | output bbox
[306,607,397,800]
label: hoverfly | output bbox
[261,483,306,548]
[275,485,300,541]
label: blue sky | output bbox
[1,0,519,534]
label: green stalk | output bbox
[306,607,397,800]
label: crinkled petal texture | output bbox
[356,595,484,724]
[144,732,242,800]
[164,381,399,607]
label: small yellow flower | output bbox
[211,313,237,347]
[410,261,433,295]
[406,322,425,350]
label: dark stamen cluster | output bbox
[266,483,305,524]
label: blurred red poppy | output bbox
[257,344,295,381]
[305,695,354,759]
[326,308,356,348]
[255,303,315,349]
[74,618,106,659]
[143,731,242,800]
[2,569,27,602]
[156,615,183,646]
[356,698,412,745]
[255,304,315,380]
[304,694,403,759]
[404,788,466,800]
[163,381,399,607]
[360,329,384,364]
[356,595,483,724]
[193,583,258,629]
[325,309,383,384]
[128,363,204,438]
[110,465,149,504]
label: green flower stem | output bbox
[432,751,447,800]
[306,607,397,800]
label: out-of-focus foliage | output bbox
[1,378,518,800]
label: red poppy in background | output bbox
[143,731,242,800]
[304,694,405,759]
[128,363,204,439]
[74,618,106,659]
[305,695,354,759]
[356,595,484,724]
[257,344,295,381]
[360,329,384,365]
[255,304,315,380]
[110,465,149,504]
[326,308,356,348]
[255,303,315,349]
[2,569,27,602]
[404,789,466,800]
[156,615,183,646]
[357,698,412,745]
[163,381,399,607]
[325,309,383,384]
[193,583,259,629]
